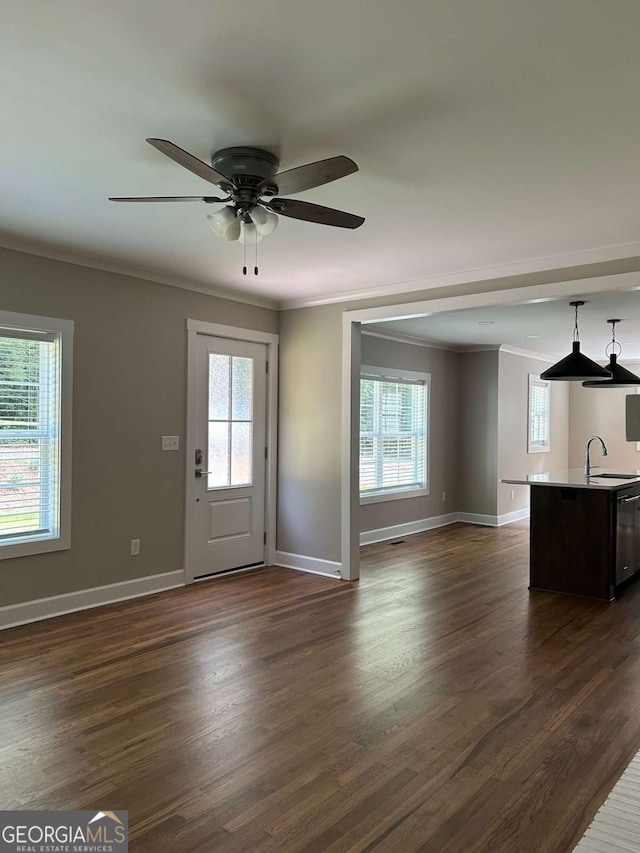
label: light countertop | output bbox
[502,468,640,490]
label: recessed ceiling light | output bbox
[524,335,540,339]
[478,321,494,325]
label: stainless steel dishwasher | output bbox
[616,490,640,585]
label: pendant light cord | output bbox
[569,299,586,343]
[606,319,623,357]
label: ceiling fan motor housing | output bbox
[212,147,281,206]
[212,147,279,183]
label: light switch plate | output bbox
[162,435,180,451]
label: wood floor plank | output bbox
[2,521,640,851]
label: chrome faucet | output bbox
[585,435,608,477]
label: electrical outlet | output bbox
[130,538,140,556]
[511,489,515,500]
[162,435,180,451]
[442,491,446,502]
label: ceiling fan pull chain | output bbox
[243,227,247,275]
[254,233,259,275]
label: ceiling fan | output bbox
[110,139,365,274]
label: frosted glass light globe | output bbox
[239,222,264,245]
[206,206,237,239]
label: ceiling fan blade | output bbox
[146,138,235,190]
[109,196,226,202]
[270,198,364,229]
[264,156,358,196]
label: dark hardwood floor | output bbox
[2,521,640,851]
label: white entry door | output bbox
[188,334,267,579]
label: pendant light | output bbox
[540,301,611,381]
[582,320,640,387]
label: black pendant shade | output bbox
[540,341,611,381]
[582,319,640,388]
[582,354,640,387]
[540,300,613,382]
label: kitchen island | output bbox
[502,469,640,600]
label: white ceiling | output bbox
[367,290,640,360]
[3,0,640,306]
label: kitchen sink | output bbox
[590,473,639,479]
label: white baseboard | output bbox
[457,512,499,526]
[0,570,185,631]
[275,550,342,578]
[362,509,529,541]
[360,513,458,545]
[497,507,530,526]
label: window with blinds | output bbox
[0,329,62,545]
[360,369,429,499]
[528,374,550,453]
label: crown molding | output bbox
[498,344,556,363]
[362,331,557,362]
[467,344,557,363]
[4,234,640,317]
[456,344,500,352]
[361,328,458,351]
[0,238,277,311]
[278,241,640,310]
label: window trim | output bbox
[359,365,430,505]
[0,310,73,560]
[527,373,550,454]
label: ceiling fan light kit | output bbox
[110,139,364,275]
[539,301,612,382]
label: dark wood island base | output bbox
[529,482,640,601]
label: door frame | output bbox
[184,319,279,583]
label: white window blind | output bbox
[360,374,427,496]
[528,374,550,452]
[0,331,61,544]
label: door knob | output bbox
[194,469,212,478]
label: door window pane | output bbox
[207,353,254,488]
[231,357,253,421]
[231,422,252,485]
[208,354,230,421]
[208,422,230,488]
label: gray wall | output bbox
[359,334,459,533]
[276,305,343,561]
[0,247,278,607]
[497,351,569,516]
[457,350,499,516]
[568,368,640,471]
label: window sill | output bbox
[0,533,70,561]
[360,487,429,506]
